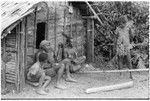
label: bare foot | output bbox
[65,78,77,82]
[44,88,49,93]
[26,81,39,87]
[55,84,66,89]
[36,89,48,95]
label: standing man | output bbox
[115,16,134,79]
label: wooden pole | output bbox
[2,38,6,89]
[19,18,25,91]
[54,5,57,51]
[79,69,149,74]
[16,23,20,92]
[91,19,94,62]
[86,81,134,94]
[85,1,103,26]
[24,16,27,78]
[33,7,37,54]
[46,2,49,40]
[63,7,66,44]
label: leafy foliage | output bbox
[93,1,149,69]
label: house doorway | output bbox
[36,22,46,49]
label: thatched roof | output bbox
[1,1,46,38]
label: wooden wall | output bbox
[47,2,86,57]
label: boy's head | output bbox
[119,16,127,28]
[39,53,48,62]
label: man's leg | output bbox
[70,56,86,73]
[54,63,66,89]
[118,55,123,76]
[65,63,77,82]
[42,76,51,92]
[36,73,48,95]
[126,52,133,79]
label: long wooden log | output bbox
[86,81,134,94]
[79,69,149,73]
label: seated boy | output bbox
[27,53,51,95]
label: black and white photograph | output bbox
[1,0,149,100]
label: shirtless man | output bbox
[62,33,86,73]
[115,16,134,79]
[35,40,76,89]
[27,53,51,95]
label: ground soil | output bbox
[1,70,149,99]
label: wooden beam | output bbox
[79,69,149,74]
[82,16,96,19]
[85,1,103,26]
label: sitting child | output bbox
[27,53,51,95]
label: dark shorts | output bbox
[28,71,43,82]
[45,68,57,77]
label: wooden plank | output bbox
[79,69,149,74]
[6,79,16,83]
[85,1,103,26]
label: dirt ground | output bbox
[1,70,149,100]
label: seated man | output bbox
[62,33,86,73]
[35,40,76,89]
[27,53,51,95]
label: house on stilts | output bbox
[1,1,97,93]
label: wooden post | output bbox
[19,18,25,91]
[33,7,37,54]
[45,3,49,40]
[24,16,27,82]
[2,38,6,89]
[70,14,73,38]
[85,1,103,26]
[86,19,92,62]
[54,5,57,51]
[16,23,20,92]
[63,8,66,44]
[75,23,78,49]
[91,19,94,62]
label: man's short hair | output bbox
[39,53,48,62]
